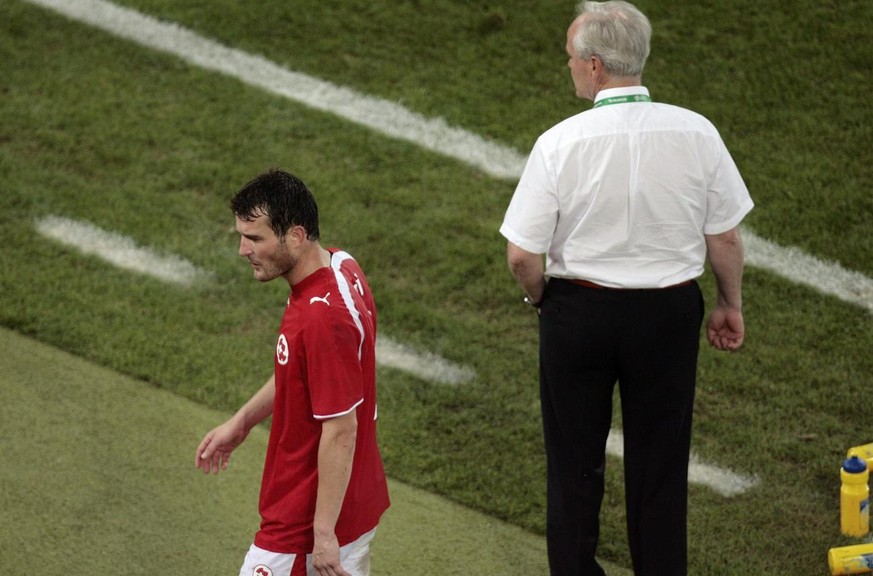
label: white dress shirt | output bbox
[500,86,754,288]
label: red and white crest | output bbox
[276,334,289,366]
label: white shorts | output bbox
[238,528,376,576]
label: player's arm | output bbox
[507,241,546,306]
[705,226,745,351]
[311,409,357,576]
[194,375,276,474]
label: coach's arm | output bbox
[507,241,546,306]
[705,226,746,351]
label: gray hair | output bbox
[573,1,651,77]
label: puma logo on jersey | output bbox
[309,292,331,306]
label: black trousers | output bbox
[539,279,704,576]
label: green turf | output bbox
[0,327,632,575]
[2,0,873,574]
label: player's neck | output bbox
[286,244,331,288]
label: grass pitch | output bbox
[2,1,873,574]
[0,327,633,575]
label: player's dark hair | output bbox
[230,169,320,240]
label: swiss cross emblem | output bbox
[276,334,289,366]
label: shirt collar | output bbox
[593,86,650,105]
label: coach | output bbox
[499,2,753,575]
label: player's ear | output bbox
[284,224,308,246]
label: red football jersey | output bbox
[254,250,390,553]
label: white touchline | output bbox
[377,338,475,385]
[35,215,208,287]
[22,0,873,317]
[742,229,873,315]
[606,429,757,497]
[34,215,476,384]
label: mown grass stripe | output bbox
[34,215,477,384]
[21,0,873,318]
[22,0,526,181]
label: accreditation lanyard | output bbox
[593,94,652,108]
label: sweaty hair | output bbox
[230,169,320,241]
[573,1,651,78]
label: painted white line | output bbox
[606,429,757,497]
[35,215,208,286]
[742,226,873,314]
[22,0,873,316]
[23,0,526,181]
[34,215,476,383]
[377,337,475,385]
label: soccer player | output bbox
[195,169,389,576]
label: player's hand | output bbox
[312,532,350,576]
[194,416,248,474]
[706,306,745,351]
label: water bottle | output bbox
[828,543,873,575]
[841,455,870,537]
[849,443,873,471]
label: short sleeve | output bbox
[499,142,559,255]
[704,141,754,235]
[304,309,364,419]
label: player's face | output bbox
[235,213,296,282]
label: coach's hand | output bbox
[706,306,745,351]
[194,415,248,474]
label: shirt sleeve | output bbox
[499,141,559,254]
[304,308,365,420]
[704,140,754,235]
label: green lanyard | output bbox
[593,94,652,108]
